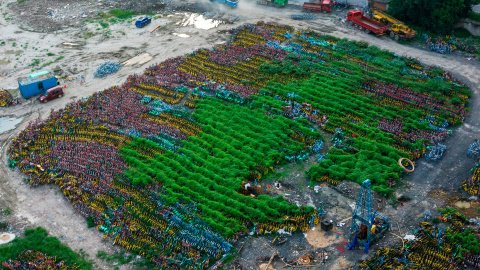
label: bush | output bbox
[432,217,440,224]
[468,11,480,22]
[388,0,472,34]
[453,27,472,38]
[86,216,95,228]
[99,21,109,29]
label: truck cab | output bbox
[347,10,362,21]
[38,86,64,103]
[302,0,333,13]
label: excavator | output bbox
[372,9,416,41]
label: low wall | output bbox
[461,18,480,37]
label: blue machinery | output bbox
[348,180,389,251]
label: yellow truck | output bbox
[372,9,416,41]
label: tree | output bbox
[388,0,469,34]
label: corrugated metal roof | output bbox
[18,72,54,86]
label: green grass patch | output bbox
[109,9,135,19]
[99,21,109,28]
[28,59,41,67]
[453,27,472,38]
[0,227,93,269]
[468,11,480,23]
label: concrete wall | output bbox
[461,18,480,37]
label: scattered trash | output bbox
[398,158,414,173]
[321,219,333,231]
[403,234,415,241]
[424,210,432,221]
[277,229,292,235]
[150,25,161,33]
[298,255,311,265]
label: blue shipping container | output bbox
[18,72,58,98]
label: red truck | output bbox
[302,0,333,13]
[347,10,388,35]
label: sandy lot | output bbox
[1,0,480,269]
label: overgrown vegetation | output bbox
[108,9,135,19]
[388,0,480,33]
[6,22,472,269]
[255,32,470,195]
[0,227,93,269]
[121,98,319,236]
[468,11,480,22]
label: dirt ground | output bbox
[1,0,480,269]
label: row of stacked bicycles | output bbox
[0,89,21,107]
[462,141,480,196]
[424,34,479,54]
[7,20,473,269]
[2,250,79,270]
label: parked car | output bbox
[135,17,152,28]
[38,86,64,103]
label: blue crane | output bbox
[348,180,390,252]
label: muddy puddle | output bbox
[177,13,222,30]
[0,116,24,134]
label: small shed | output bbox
[18,71,58,98]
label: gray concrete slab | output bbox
[473,4,480,13]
